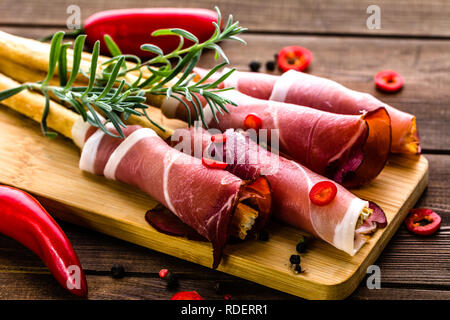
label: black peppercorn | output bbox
[266,60,275,71]
[289,254,301,265]
[111,263,125,279]
[249,60,261,72]
[296,235,307,253]
[258,230,269,241]
[293,264,302,274]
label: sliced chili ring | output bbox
[277,45,312,72]
[171,291,204,300]
[202,157,228,169]
[375,70,404,93]
[211,134,227,143]
[244,113,263,131]
[309,181,337,206]
[405,208,441,236]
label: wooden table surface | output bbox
[0,0,449,300]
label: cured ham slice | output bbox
[72,119,272,268]
[194,67,419,154]
[172,127,387,255]
[159,90,391,188]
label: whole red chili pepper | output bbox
[0,185,88,297]
[82,8,218,57]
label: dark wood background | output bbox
[0,0,448,300]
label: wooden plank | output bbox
[2,27,449,151]
[0,102,429,299]
[351,286,450,300]
[1,0,450,37]
[1,271,449,300]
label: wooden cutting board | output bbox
[0,105,428,300]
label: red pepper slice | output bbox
[211,134,227,143]
[159,269,169,279]
[375,70,404,93]
[244,113,263,131]
[171,291,204,300]
[202,157,228,169]
[405,208,441,236]
[0,185,88,297]
[309,181,337,206]
[277,45,312,72]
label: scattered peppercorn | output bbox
[111,263,125,279]
[296,235,307,253]
[258,230,269,241]
[293,264,302,274]
[224,294,232,300]
[249,60,261,72]
[266,60,275,71]
[289,254,301,265]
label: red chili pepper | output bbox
[171,291,204,300]
[211,134,227,143]
[244,113,263,131]
[202,157,228,170]
[0,185,87,297]
[309,181,338,206]
[83,8,218,57]
[277,45,312,72]
[405,208,441,236]
[375,70,404,93]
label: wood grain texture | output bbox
[0,104,428,299]
[1,0,450,37]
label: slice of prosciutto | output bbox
[194,67,419,154]
[159,89,391,188]
[71,119,272,268]
[172,127,387,255]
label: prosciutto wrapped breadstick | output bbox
[0,73,272,269]
[157,89,391,188]
[194,67,419,155]
[173,127,387,255]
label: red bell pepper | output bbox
[83,8,218,57]
[0,185,88,297]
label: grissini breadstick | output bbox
[0,73,77,138]
[0,56,183,140]
[0,30,139,85]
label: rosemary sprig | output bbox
[0,7,246,138]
